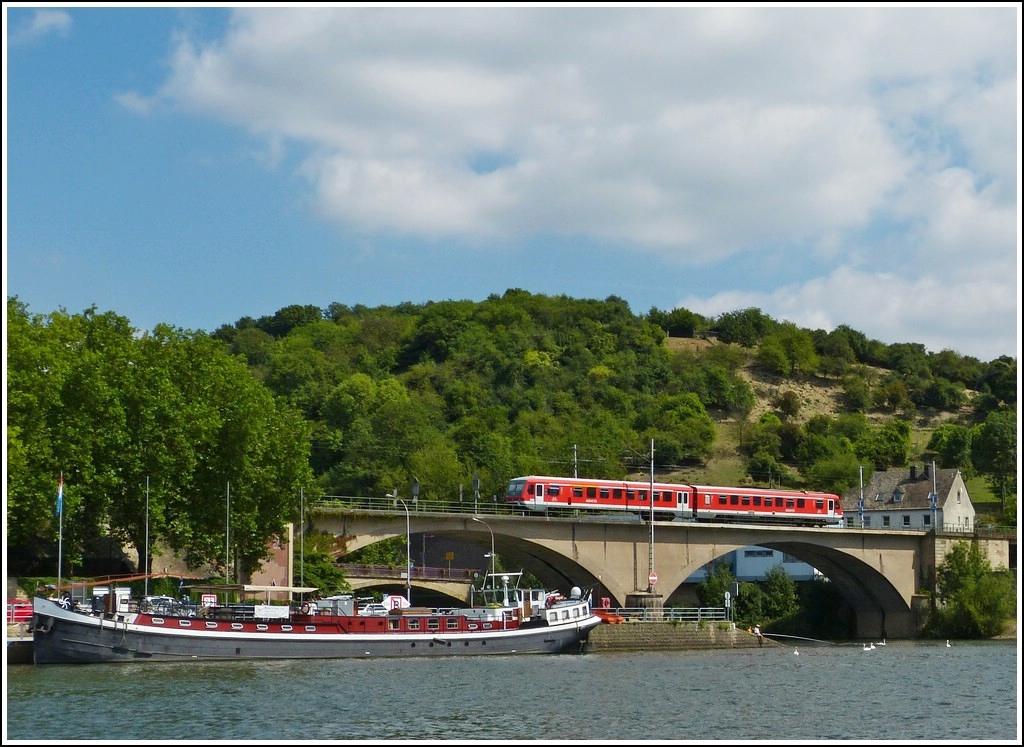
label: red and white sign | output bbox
[648,571,658,586]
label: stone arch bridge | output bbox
[311,506,1013,639]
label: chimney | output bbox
[910,465,917,480]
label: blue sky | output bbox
[4,5,1020,362]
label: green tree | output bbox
[696,561,736,608]
[926,424,974,473]
[971,408,1017,514]
[925,541,1016,638]
[761,564,799,620]
[6,300,315,578]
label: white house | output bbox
[685,547,821,583]
[840,463,975,532]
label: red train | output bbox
[504,475,844,527]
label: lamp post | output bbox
[472,517,495,580]
[389,493,412,605]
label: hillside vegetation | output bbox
[6,292,1017,577]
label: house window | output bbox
[902,515,911,528]
[882,516,891,527]
[957,489,961,504]
[923,514,931,527]
[863,516,871,527]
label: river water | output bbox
[3,640,1019,743]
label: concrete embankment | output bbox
[588,621,769,651]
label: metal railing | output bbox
[601,606,728,623]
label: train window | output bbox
[613,489,623,500]
[678,492,687,505]
[741,496,751,506]
[716,495,726,506]
[815,500,824,510]
[573,487,583,498]
[752,496,761,506]
[786,498,795,508]
[548,485,561,496]
[639,490,647,501]
[730,495,739,506]
[600,488,610,499]
[764,497,773,507]
[796,498,805,509]
[626,490,635,500]
[586,487,597,498]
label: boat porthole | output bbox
[410,642,415,648]
[464,641,469,646]
[429,642,434,647]
[447,642,452,647]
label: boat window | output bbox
[231,623,244,630]
[446,618,459,630]
[561,610,569,620]
[206,621,218,629]
[427,619,440,631]
[408,619,420,630]
[304,625,316,631]
[388,618,400,630]
[256,624,268,631]
[178,620,192,627]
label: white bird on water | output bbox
[946,640,951,648]
[862,643,873,651]
[793,647,799,655]
[877,639,886,646]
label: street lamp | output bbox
[472,517,495,580]
[389,492,412,605]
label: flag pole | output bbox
[144,476,150,597]
[56,473,64,592]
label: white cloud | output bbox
[11,9,72,43]
[134,6,1017,358]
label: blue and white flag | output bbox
[56,474,64,517]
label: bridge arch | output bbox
[312,508,938,639]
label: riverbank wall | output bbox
[588,620,768,651]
